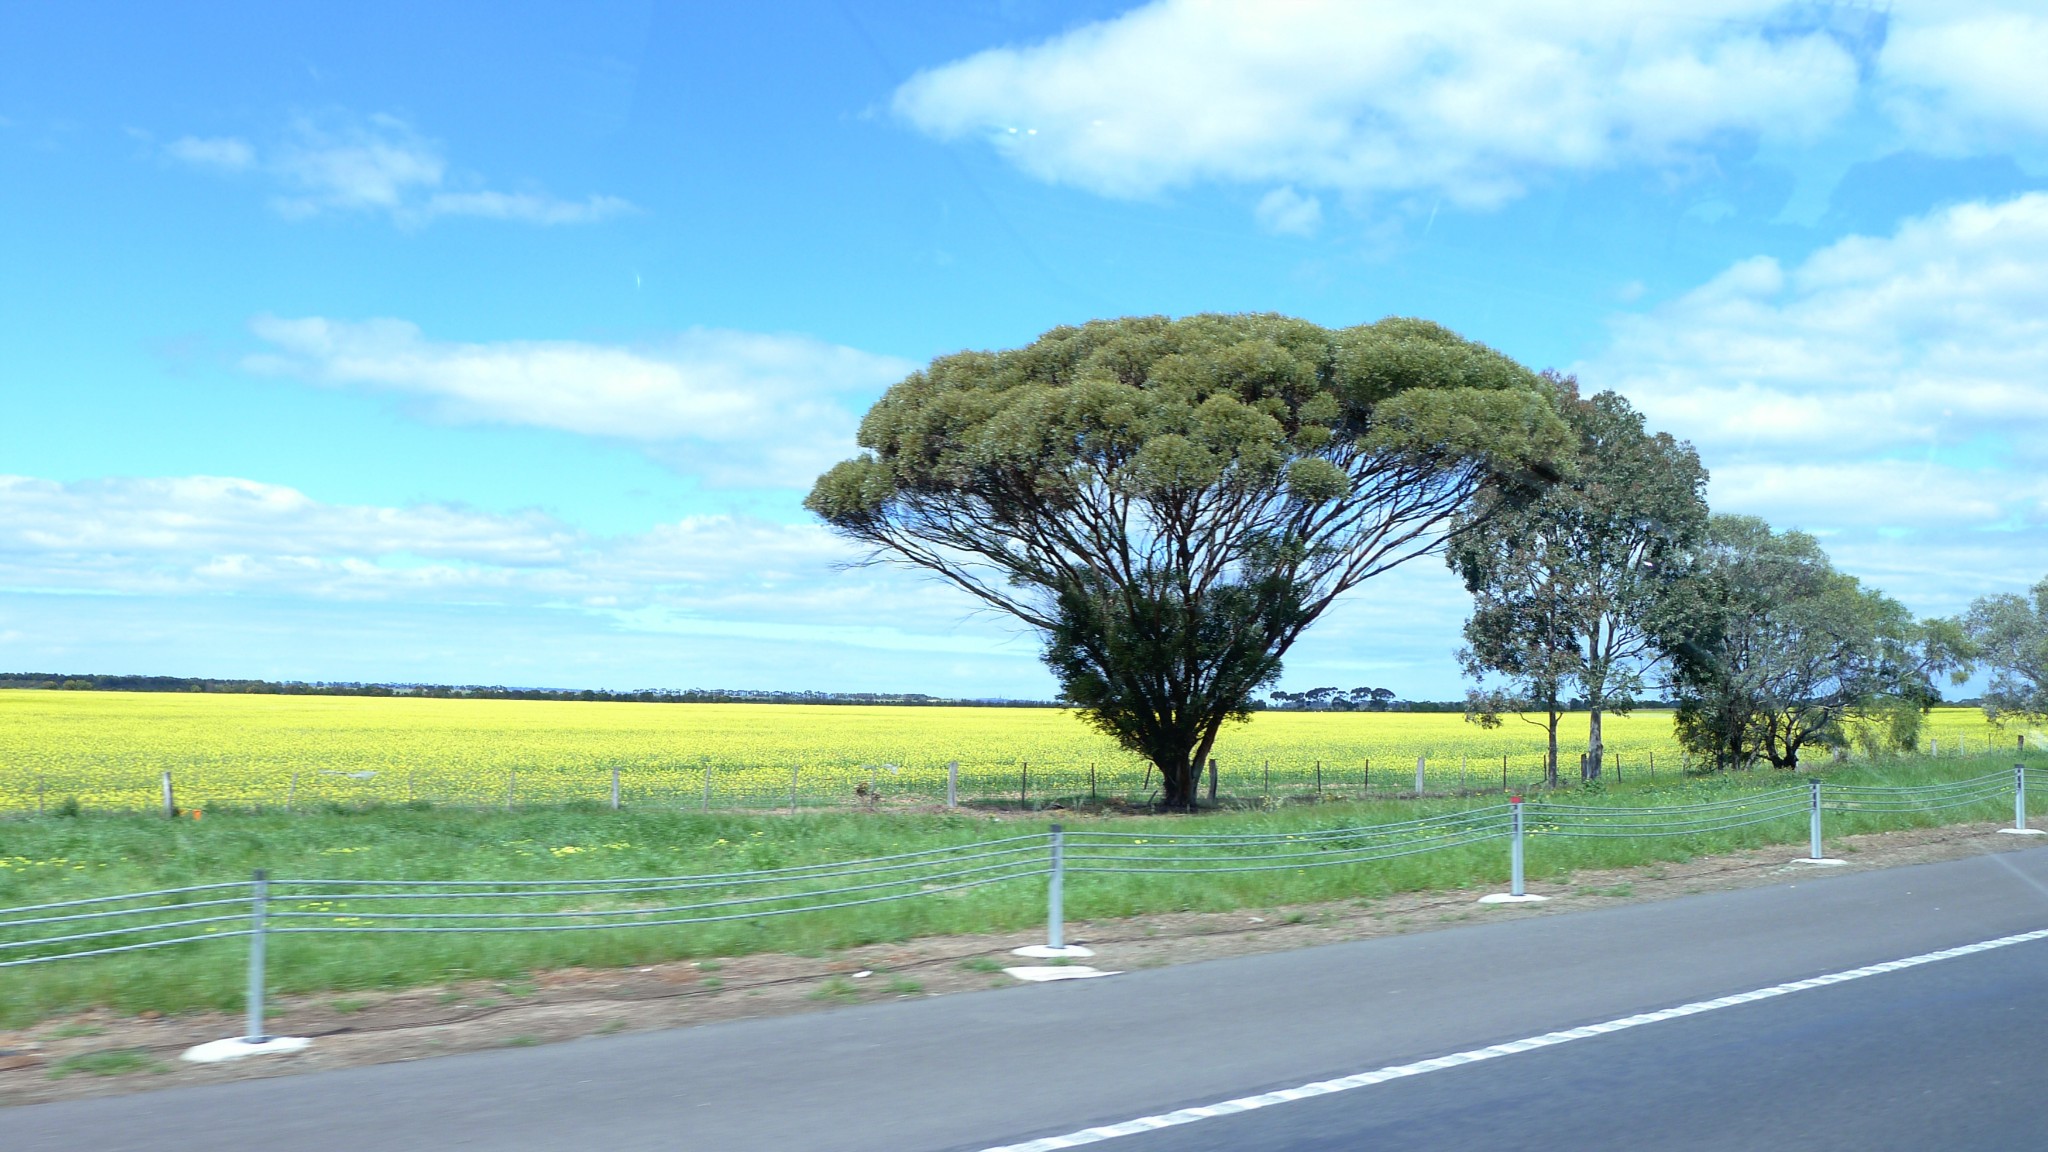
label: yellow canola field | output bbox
[0,690,2018,813]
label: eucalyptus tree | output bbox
[1449,385,1708,783]
[1661,516,1947,770]
[1960,577,2048,728]
[808,314,1567,809]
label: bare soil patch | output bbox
[3,819,2035,1108]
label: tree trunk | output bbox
[1158,755,1198,810]
[1544,706,1561,789]
[1587,706,1604,780]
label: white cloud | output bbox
[894,0,1863,211]
[243,317,918,489]
[164,135,255,171]
[1880,4,2048,151]
[0,474,1033,671]
[895,1,2048,228]
[1585,191,2048,607]
[1254,186,1322,237]
[165,113,631,226]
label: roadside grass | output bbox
[0,753,2034,1027]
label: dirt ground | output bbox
[4,819,2040,1108]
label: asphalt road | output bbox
[15,845,2048,1152]
[1097,935,2048,1152]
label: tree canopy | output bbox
[807,313,1567,807]
[1660,515,1947,770]
[1960,578,2048,727]
[1450,384,1708,785]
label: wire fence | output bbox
[0,750,1826,816]
[4,766,2039,1054]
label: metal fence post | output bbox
[1510,798,1526,897]
[1809,778,1823,861]
[246,869,269,1042]
[1048,823,1065,950]
[1792,778,1843,864]
[1478,796,1547,904]
[1999,764,2045,836]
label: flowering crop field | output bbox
[0,690,2022,814]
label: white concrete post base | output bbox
[1011,944,1095,959]
[1003,965,1118,982]
[1477,893,1548,904]
[1791,857,1847,866]
[182,1036,311,1064]
[1997,827,2047,835]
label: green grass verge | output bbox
[0,754,2035,1027]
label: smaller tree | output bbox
[1450,384,1709,784]
[1660,516,1946,770]
[1961,578,2048,728]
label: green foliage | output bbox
[1661,516,1952,770]
[808,314,1567,807]
[1450,385,1709,784]
[1960,578,2048,726]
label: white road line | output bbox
[982,926,2048,1152]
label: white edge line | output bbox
[981,926,2048,1152]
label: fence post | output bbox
[246,869,269,1042]
[1415,756,1426,794]
[1048,823,1064,950]
[1501,754,1507,792]
[1794,778,1843,864]
[1021,761,1029,809]
[1090,762,1097,802]
[1011,824,1093,959]
[1315,759,1322,797]
[507,769,516,812]
[1512,799,1526,895]
[610,766,621,811]
[1479,797,1546,903]
[947,760,959,808]
[162,771,175,818]
[702,765,712,813]
[1809,778,1822,860]
[177,871,310,1062]
[287,772,297,813]
[1207,758,1217,804]
[1999,764,2045,836]
[790,765,800,814]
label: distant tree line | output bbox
[0,673,1060,708]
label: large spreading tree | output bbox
[807,314,1567,808]
[1449,384,1709,785]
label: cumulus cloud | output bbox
[894,0,1866,210]
[164,113,631,226]
[0,475,996,644]
[1880,4,2048,151]
[894,0,2048,231]
[242,317,917,489]
[1584,191,2048,608]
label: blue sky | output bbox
[4,0,2047,699]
